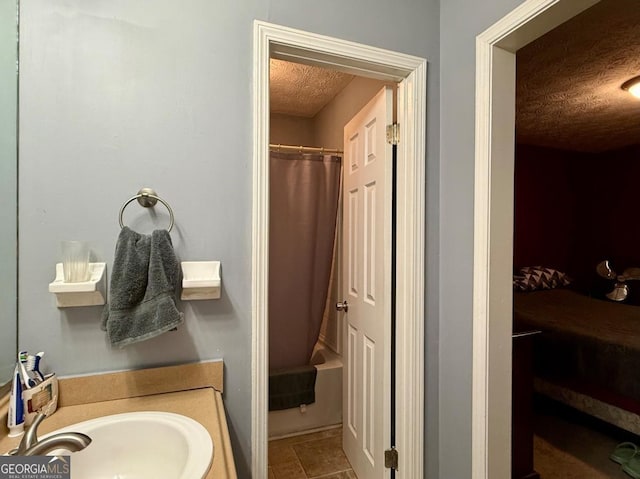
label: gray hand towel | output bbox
[101,226,184,348]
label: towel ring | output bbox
[119,188,174,232]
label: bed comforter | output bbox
[514,289,640,411]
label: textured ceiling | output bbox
[270,59,355,118]
[516,0,640,153]
[270,1,640,151]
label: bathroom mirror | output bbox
[0,0,19,396]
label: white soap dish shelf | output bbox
[181,261,221,300]
[49,262,107,307]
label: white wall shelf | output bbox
[49,262,107,307]
[181,261,221,300]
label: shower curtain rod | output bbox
[269,143,343,155]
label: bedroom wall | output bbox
[575,144,640,299]
[513,144,583,273]
[578,144,640,267]
[514,143,640,297]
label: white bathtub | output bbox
[268,345,343,438]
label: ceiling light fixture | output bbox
[622,76,640,99]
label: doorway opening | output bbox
[266,61,396,479]
[470,0,640,478]
[512,1,640,477]
[252,21,426,478]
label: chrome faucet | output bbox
[11,412,91,456]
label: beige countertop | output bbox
[0,361,237,479]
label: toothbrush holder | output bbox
[22,374,59,426]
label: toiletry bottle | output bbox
[7,363,24,437]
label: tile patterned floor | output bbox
[268,427,357,479]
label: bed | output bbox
[514,288,640,434]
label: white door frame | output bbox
[252,21,427,478]
[472,1,600,478]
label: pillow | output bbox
[513,266,571,292]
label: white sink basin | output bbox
[44,411,213,479]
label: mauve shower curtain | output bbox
[269,152,341,371]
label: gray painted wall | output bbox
[0,0,17,387]
[439,0,525,477]
[19,1,439,476]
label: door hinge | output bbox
[386,123,399,145]
[384,447,398,470]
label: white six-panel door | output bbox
[341,86,393,479]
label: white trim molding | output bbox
[251,18,271,478]
[472,1,601,478]
[252,20,427,478]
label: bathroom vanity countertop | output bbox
[0,361,237,478]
